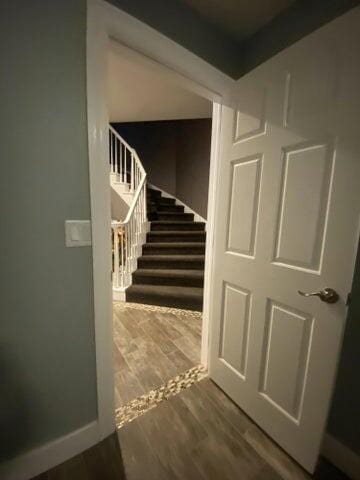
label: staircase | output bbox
[126,187,206,311]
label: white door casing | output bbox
[209,7,360,473]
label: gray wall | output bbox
[0,0,358,466]
[107,0,359,79]
[239,0,360,76]
[114,121,178,196]
[106,0,239,78]
[326,243,360,454]
[0,0,97,461]
[112,119,212,219]
[175,120,212,219]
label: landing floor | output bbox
[33,379,348,480]
[113,302,202,407]
[32,304,348,480]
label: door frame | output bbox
[86,0,235,439]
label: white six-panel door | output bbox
[209,7,360,472]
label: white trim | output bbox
[322,434,360,480]
[108,39,221,105]
[0,421,99,480]
[147,183,207,224]
[201,102,222,366]
[113,287,127,302]
[87,0,232,438]
[103,2,234,100]
[87,0,115,440]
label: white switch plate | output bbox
[65,220,92,247]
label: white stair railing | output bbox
[109,126,147,290]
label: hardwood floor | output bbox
[113,302,202,407]
[31,434,126,480]
[29,304,349,479]
[32,379,349,480]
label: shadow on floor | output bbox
[31,433,127,480]
[30,430,350,480]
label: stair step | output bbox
[151,221,205,231]
[146,197,175,205]
[132,269,204,287]
[157,212,194,221]
[147,231,206,243]
[157,204,184,213]
[137,255,205,270]
[147,189,161,198]
[142,242,205,255]
[126,284,203,311]
[157,197,175,205]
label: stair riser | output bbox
[138,258,205,270]
[157,213,194,221]
[147,233,206,243]
[142,246,205,255]
[156,197,175,205]
[151,223,205,231]
[126,291,202,311]
[132,275,204,288]
[157,205,184,213]
[147,196,161,203]
[130,187,205,311]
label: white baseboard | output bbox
[322,434,360,480]
[113,286,127,301]
[148,183,207,224]
[0,420,100,480]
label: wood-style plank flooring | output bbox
[32,379,348,480]
[31,304,349,480]
[117,378,349,480]
[113,303,202,407]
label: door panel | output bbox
[209,7,360,472]
[259,300,312,421]
[273,140,334,271]
[220,283,251,376]
[227,155,262,256]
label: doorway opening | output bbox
[106,40,215,422]
[87,3,360,478]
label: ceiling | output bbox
[107,49,212,123]
[108,0,356,79]
[180,0,296,42]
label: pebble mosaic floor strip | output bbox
[115,364,208,429]
[113,301,203,320]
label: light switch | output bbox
[70,225,80,241]
[65,220,92,247]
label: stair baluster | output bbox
[110,125,147,292]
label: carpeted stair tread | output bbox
[156,204,184,213]
[156,197,175,205]
[151,221,205,231]
[127,186,205,310]
[144,242,205,247]
[147,188,161,197]
[142,242,205,255]
[147,231,206,243]
[126,284,203,311]
[157,212,194,221]
[132,269,204,287]
[138,254,205,270]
